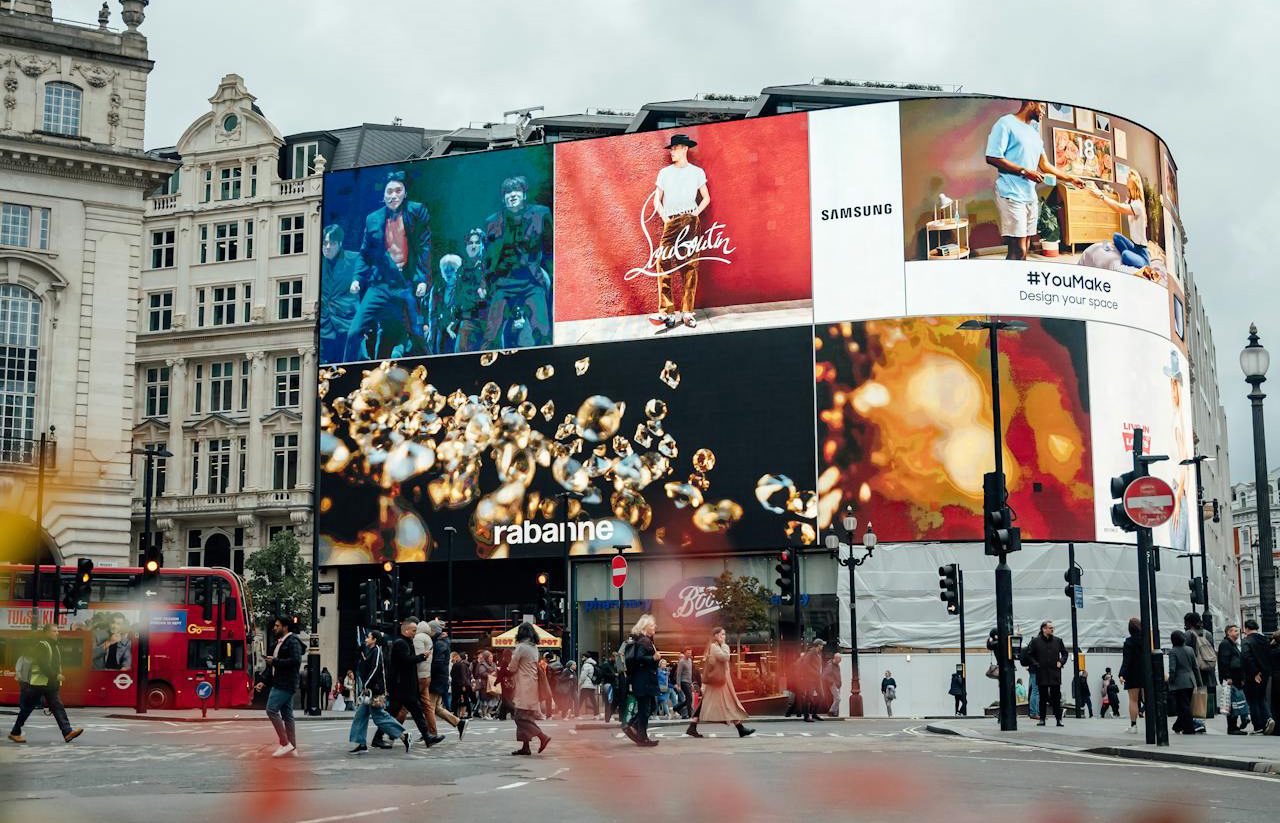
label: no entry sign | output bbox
[1123,476,1175,528]
[611,554,628,589]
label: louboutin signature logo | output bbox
[624,192,736,280]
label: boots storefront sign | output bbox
[665,576,722,625]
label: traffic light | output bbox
[939,564,960,615]
[536,575,551,623]
[1109,467,1142,532]
[194,575,215,621]
[141,539,163,582]
[1189,576,1206,605]
[775,550,796,604]
[359,579,379,626]
[1064,565,1082,599]
[398,581,417,620]
[1211,500,1221,524]
[983,472,1022,556]
[62,558,94,612]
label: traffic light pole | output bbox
[32,433,47,632]
[1068,543,1081,719]
[957,568,967,713]
[136,448,155,715]
[987,321,1018,733]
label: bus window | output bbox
[92,577,134,602]
[56,638,85,671]
[11,573,58,602]
[186,576,216,605]
[187,639,245,671]
[157,577,186,604]
[0,570,11,600]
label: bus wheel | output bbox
[145,682,175,710]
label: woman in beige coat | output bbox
[506,622,550,756]
[686,627,755,739]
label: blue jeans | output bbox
[1028,671,1039,718]
[266,687,296,747]
[348,699,405,745]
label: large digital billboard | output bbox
[317,95,1193,564]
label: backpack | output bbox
[588,661,601,686]
[1192,631,1217,671]
[14,655,33,685]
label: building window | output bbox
[292,142,318,179]
[276,279,303,320]
[42,82,81,136]
[209,361,233,412]
[1244,567,1254,597]
[144,366,170,417]
[147,291,173,332]
[214,222,240,262]
[163,170,180,196]
[218,166,242,201]
[272,433,299,490]
[207,438,232,494]
[274,355,300,408]
[201,284,245,327]
[150,229,176,269]
[0,285,40,465]
[278,214,305,255]
[249,164,258,198]
[145,441,167,497]
[1,204,30,247]
[244,219,255,260]
[190,440,199,493]
[239,359,250,411]
[193,363,203,413]
[202,169,212,203]
[237,436,247,491]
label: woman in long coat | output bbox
[506,622,551,756]
[685,627,755,739]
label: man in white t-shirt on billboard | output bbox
[649,133,711,330]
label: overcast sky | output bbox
[63,0,1279,482]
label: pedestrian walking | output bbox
[1119,616,1144,733]
[1021,620,1067,727]
[1100,669,1120,718]
[342,669,357,711]
[949,665,968,716]
[8,624,83,745]
[1166,630,1205,735]
[1184,612,1217,720]
[496,648,515,721]
[507,622,551,756]
[319,667,333,711]
[257,615,304,757]
[798,640,826,722]
[685,627,755,739]
[578,653,599,718]
[425,621,467,739]
[347,631,411,754]
[657,658,672,718]
[404,620,444,744]
[1015,678,1027,703]
[1240,619,1275,735]
[881,670,897,717]
[676,650,694,720]
[597,651,619,723]
[824,653,843,716]
[374,619,433,748]
[623,614,660,747]
[1072,669,1093,718]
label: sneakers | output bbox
[349,744,368,754]
[271,743,296,758]
[638,738,659,747]
[401,732,411,753]
[737,725,756,738]
[649,313,673,327]
[682,312,697,328]
[422,734,445,747]
[371,738,394,749]
[63,728,84,743]
[7,733,25,744]
[1267,718,1277,736]
[457,718,467,740]
[686,724,703,738]
[1126,723,1139,734]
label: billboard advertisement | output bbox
[316,95,1193,563]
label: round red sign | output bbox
[1122,476,1176,528]
[611,554,628,589]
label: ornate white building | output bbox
[0,0,172,564]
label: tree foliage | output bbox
[244,530,311,630]
[711,569,772,658]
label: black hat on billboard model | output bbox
[665,133,697,149]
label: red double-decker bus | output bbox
[0,564,254,710]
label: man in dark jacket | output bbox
[8,624,83,744]
[260,615,304,757]
[1241,619,1275,735]
[1021,620,1068,726]
[1218,623,1248,734]
[424,620,465,739]
[623,618,660,746]
[374,620,436,748]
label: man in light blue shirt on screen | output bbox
[985,100,1084,260]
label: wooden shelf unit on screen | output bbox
[926,194,969,260]
[1058,183,1121,248]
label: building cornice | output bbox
[0,133,175,189]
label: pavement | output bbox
[1,712,1276,822]
[926,712,1280,774]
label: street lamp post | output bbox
[130,444,173,714]
[959,317,1027,732]
[1241,324,1277,633]
[823,506,876,717]
[1179,454,1215,637]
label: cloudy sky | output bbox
[63,0,1279,481]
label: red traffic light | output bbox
[779,550,790,562]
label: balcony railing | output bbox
[147,193,178,213]
[0,435,56,469]
[276,179,308,197]
[130,488,312,515]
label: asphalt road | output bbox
[1,713,1276,823]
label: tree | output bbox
[244,530,312,631]
[711,569,772,664]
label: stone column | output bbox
[246,350,268,490]
[297,344,316,490]
[165,357,187,496]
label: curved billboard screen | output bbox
[317,96,1193,565]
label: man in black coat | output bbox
[374,620,435,748]
[1218,623,1248,734]
[1241,619,1275,735]
[1021,620,1068,727]
[623,618,660,747]
[259,615,304,756]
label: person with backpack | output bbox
[577,653,599,718]
[595,652,618,722]
[347,630,411,754]
[1184,612,1217,721]
[8,624,82,745]
[319,667,333,711]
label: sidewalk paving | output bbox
[926,714,1280,775]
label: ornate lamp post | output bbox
[1241,324,1277,632]
[824,505,877,716]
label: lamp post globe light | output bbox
[824,505,876,716]
[1241,323,1277,633]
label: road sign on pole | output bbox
[611,554,628,589]
[1123,477,1176,528]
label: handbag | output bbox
[985,663,999,680]
[1230,686,1249,718]
[702,658,726,687]
[1190,686,1208,719]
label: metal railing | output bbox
[0,434,55,469]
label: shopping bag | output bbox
[1190,687,1207,718]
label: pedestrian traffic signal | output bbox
[939,564,960,615]
[983,472,1021,556]
[775,550,796,604]
[359,579,379,626]
[1109,468,1142,532]
[1064,565,1082,599]
[1189,576,1206,605]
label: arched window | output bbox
[42,82,82,137]
[0,284,41,465]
